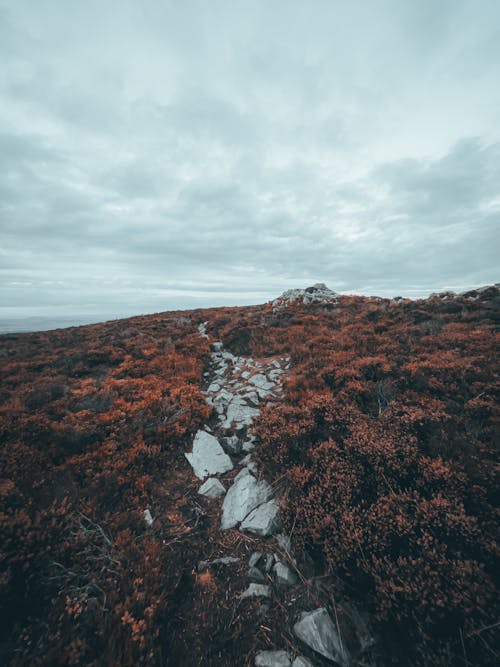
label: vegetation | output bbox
[1,288,498,665]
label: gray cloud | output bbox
[1,0,499,326]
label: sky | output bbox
[1,0,499,327]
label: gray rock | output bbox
[241,370,250,379]
[206,381,221,393]
[240,583,271,599]
[273,561,298,586]
[198,477,226,499]
[198,556,239,570]
[249,551,263,567]
[293,608,350,666]
[185,431,233,479]
[212,341,223,351]
[240,499,281,536]
[248,566,266,583]
[221,472,273,530]
[292,658,314,667]
[255,650,291,666]
[249,373,275,391]
[222,397,260,428]
[143,509,154,526]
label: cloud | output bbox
[0,0,499,324]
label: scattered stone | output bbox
[221,472,273,529]
[240,583,271,599]
[248,566,266,583]
[273,561,298,586]
[198,556,239,571]
[241,370,250,379]
[255,650,291,666]
[206,381,221,393]
[212,341,223,351]
[222,397,260,428]
[185,430,233,479]
[143,509,153,526]
[240,499,281,536]
[198,477,226,499]
[293,608,350,666]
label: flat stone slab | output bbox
[255,650,291,666]
[240,498,281,536]
[293,608,350,666]
[221,470,273,530]
[185,430,233,479]
[198,477,226,499]
[240,583,271,599]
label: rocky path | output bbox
[180,324,362,666]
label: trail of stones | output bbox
[183,329,358,666]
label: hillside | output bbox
[0,285,499,666]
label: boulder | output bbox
[198,477,226,499]
[221,471,273,530]
[255,650,291,666]
[240,583,271,599]
[240,499,281,536]
[185,430,233,479]
[293,608,350,666]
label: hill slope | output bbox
[0,286,498,666]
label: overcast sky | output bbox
[1,0,499,324]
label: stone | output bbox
[240,499,281,536]
[240,583,271,599]
[212,341,223,351]
[255,650,291,666]
[222,397,260,428]
[241,370,250,379]
[198,477,226,499]
[206,381,221,393]
[293,608,350,666]
[249,373,275,391]
[185,430,233,479]
[221,472,273,529]
[292,658,314,667]
[249,551,263,567]
[143,509,153,526]
[248,566,266,583]
[273,561,298,586]
[198,556,239,571]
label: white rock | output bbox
[240,583,271,599]
[222,397,260,428]
[143,509,153,526]
[198,477,226,499]
[255,650,291,666]
[241,370,250,379]
[221,472,273,530]
[185,431,233,479]
[293,608,350,666]
[207,382,221,393]
[212,341,223,351]
[240,499,281,536]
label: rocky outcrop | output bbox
[272,283,339,311]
